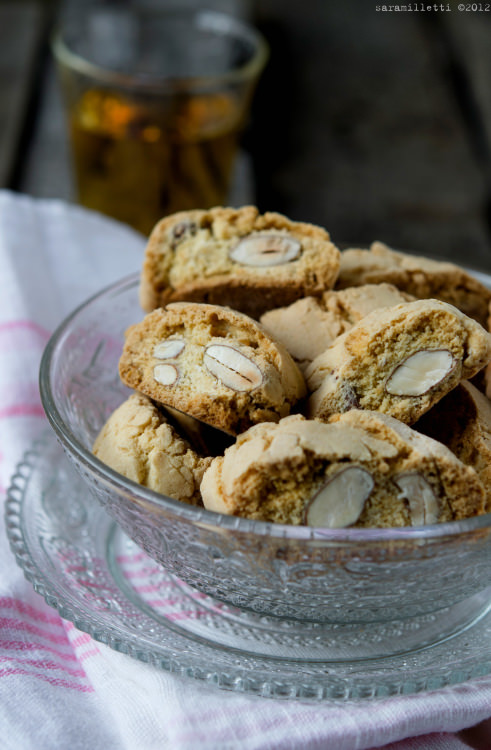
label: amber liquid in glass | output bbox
[68,89,242,235]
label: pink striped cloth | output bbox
[1,189,491,750]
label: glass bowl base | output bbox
[6,432,491,701]
[109,526,491,662]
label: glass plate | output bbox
[6,431,491,702]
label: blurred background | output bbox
[2,0,491,268]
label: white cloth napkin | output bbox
[0,189,490,750]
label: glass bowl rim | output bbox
[38,271,491,544]
[51,8,270,94]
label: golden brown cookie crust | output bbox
[139,206,340,318]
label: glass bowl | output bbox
[39,273,491,658]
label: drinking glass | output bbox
[53,8,268,235]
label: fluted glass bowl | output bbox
[39,273,491,652]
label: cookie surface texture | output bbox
[260,283,413,371]
[119,302,306,435]
[337,241,491,327]
[93,393,211,504]
[200,412,485,527]
[306,299,491,425]
[139,205,340,318]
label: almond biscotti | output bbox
[139,205,340,318]
[93,392,212,504]
[200,413,485,527]
[415,380,491,511]
[119,302,306,435]
[260,283,413,371]
[337,241,491,327]
[306,299,491,425]
[330,410,486,525]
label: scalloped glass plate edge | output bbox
[5,431,491,703]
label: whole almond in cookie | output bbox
[306,299,491,425]
[384,349,457,397]
[139,205,340,318]
[229,233,302,266]
[305,466,374,527]
[200,413,485,527]
[119,302,306,436]
[391,473,440,525]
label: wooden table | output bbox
[3,0,491,271]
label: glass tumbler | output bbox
[52,8,268,235]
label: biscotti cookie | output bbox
[93,393,212,504]
[260,283,413,371]
[200,413,485,527]
[336,241,491,327]
[139,205,340,318]
[330,410,486,525]
[306,299,491,425]
[415,381,491,511]
[119,302,306,435]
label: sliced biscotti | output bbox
[119,302,306,436]
[415,381,491,511]
[200,412,485,527]
[93,393,212,504]
[306,299,491,425]
[260,283,413,371]
[330,410,486,526]
[139,205,340,318]
[336,241,491,327]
